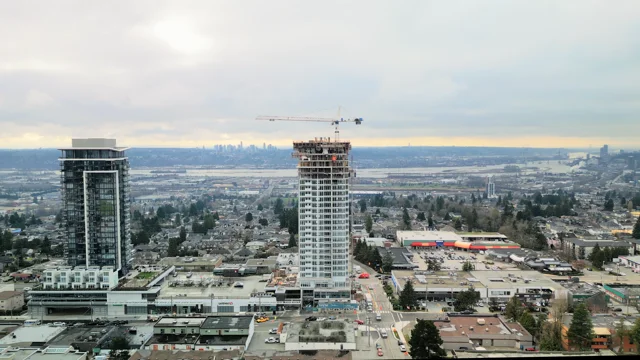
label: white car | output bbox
[52,322,66,327]
[317,317,327,321]
[400,344,407,352]
[264,337,277,343]
[269,328,278,334]
[369,285,374,290]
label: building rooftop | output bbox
[397,231,463,242]
[0,347,86,360]
[0,291,23,300]
[469,270,564,289]
[564,238,631,247]
[156,317,207,327]
[0,326,66,346]
[435,315,525,337]
[201,316,253,330]
[159,273,266,298]
[392,270,487,290]
[131,349,241,360]
[59,138,129,151]
[377,247,416,268]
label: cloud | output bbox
[0,0,639,149]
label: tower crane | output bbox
[255,111,363,142]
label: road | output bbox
[252,184,275,208]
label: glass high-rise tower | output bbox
[59,138,131,274]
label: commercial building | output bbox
[28,266,282,319]
[396,231,519,251]
[562,238,633,260]
[58,138,132,274]
[434,314,533,350]
[0,347,87,360]
[376,247,418,270]
[294,138,352,306]
[390,270,568,303]
[145,315,254,351]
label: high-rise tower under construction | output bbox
[294,138,353,306]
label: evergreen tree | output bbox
[365,215,373,233]
[631,317,640,350]
[382,252,394,273]
[454,288,480,312]
[416,212,426,221]
[167,238,179,257]
[567,303,594,351]
[257,204,263,211]
[399,280,417,309]
[633,216,640,239]
[40,236,51,259]
[518,311,537,336]
[427,258,441,271]
[505,295,523,321]
[288,233,297,248]
[427,213,434,228]
[179,226,187,243]
[402,208,411,230]
[408,319,446,359]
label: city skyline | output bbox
[1,1,640,149]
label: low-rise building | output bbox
[0,290,25,311]
[0,347,87,360]
[145,315,254,351]
[434,314,533,350]
[562,238,633,260]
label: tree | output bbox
[399,280,418,309]
[382,252,394,273]
[454,288,480,312]
[539,320,564,351]
[614,318,630,354]
[604,199,614,211]
[40,236,51,259]
[631,318,640,352]
[174,213,181,226]
[257,204,263,211]
[427,258,441,272]
[359,199,367,213]
[416,212,426,221]
[274,198,284,214]
[402,208,411,230]
[567,303,594,351]
[462,261,475,272]
[453,218,462,230]
[167,238,179,257]
[365,215,373,233]
[518,311,537,336]
[288,233,297,248]
[408,319,446,359]
[427,214,434,228]
[633,216,640,239]
[258,218,268,226]
[109,336,130,360]
[505,296,523,321]
[179,226,187,243]
[245,212,253,222]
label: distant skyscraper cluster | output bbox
[211,143,277,152]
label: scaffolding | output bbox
[59,146,132,274]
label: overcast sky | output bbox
[1,0,639,149]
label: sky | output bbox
[1,0,639,149]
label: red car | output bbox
[377,349,384,356]
[359,273,370,279]
[355,319,364,325]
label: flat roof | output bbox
[159,273,265,298]
[457,232,508,239]
[397,231,463,242]
[470,270,562,289]
[392,270,487,289]
[201,316,253,330]
[0,326,65,345]
[435,316,515,337]
[156,317,206,327]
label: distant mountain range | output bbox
[0,146,567,170]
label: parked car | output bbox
[328,316,336,320]
[400,345,407,352]
[269,328,278,334]
[265,337,277,344]
[305,316,317,321]
[377,349,384,357]
[355,319,364,325]
[397,340,404,346]
[376,343,382,349]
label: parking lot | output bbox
[410,248,520,271]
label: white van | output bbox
[24,319,41,326]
